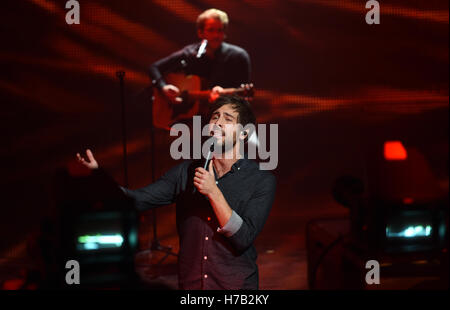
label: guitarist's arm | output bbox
[209,49,251,102]
[208,49,251,103]
[235,49,251,86]
[149,48,190,103]
[149,48,186,89]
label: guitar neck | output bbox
[188,88,241,100]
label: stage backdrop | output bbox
[0,1,448,264]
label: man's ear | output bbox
[240,130,248,141]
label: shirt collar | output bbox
[231,154,249,173]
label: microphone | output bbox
[196,39,208,58]
[203,136,217,170]
[193,136,217,194]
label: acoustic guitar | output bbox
[152,73,254,130]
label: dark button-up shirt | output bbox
[149,41,251,90]
[121,158,276,290]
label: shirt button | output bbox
[215,181,218,184]
[238,167,240,170]
[204,256,208,260]
[204,274,208,279]
[205,236,209,240]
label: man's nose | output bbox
[212,118,223,128]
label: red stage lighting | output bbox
[384,141,408,161]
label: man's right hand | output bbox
[76,149,99,169]
[162,84,182,104]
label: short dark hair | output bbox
[206,94,256,137]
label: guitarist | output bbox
[149,8,251,105]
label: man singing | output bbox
[77,95,276,289]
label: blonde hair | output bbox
[196,8,229,30]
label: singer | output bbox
[76,95,276,290]
[149,8,251,103]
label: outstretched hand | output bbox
[76,149,99,169]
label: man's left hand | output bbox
[194,161,218,197]
[209,86,224,103]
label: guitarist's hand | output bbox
[209,86,224,103]
[162,84,182,104]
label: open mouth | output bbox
[210,131,224,138]
[210,125,224,138]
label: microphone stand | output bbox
[145,49,199,267]
[116,70,178,275]
[147,83,178,268]
[116,71,129,188]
